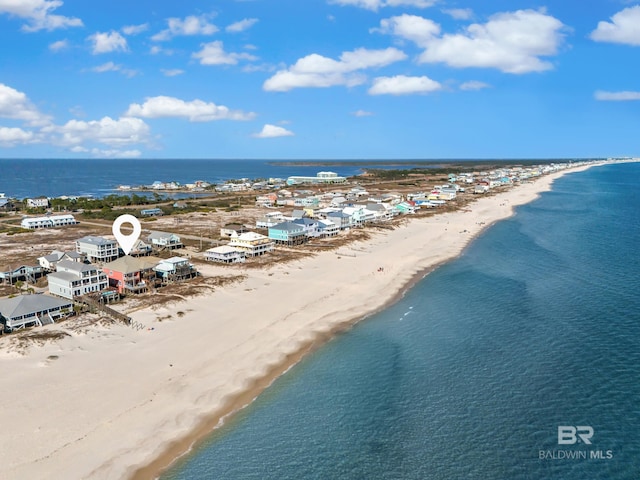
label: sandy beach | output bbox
[0,163,607,479]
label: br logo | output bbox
[558,426,594,445]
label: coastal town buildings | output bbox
[148,231,183,250]
[38,251,86,271]
[256,211,284,229]
[21,214,78,229]
[103,256,158,294]
[204,246,246,264]
[0,264,45,285]
[268,221,307,245]
[227,232,275,257]
[48,260,109,299]
[153,257,198,283]
[76,236,120,263]
[0,295,73,331]
[26,197,50,209]
[220,223,249,238]
[286,171,346,186]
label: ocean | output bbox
[161,162,640,479]
[0,158,435,199]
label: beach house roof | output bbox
[103,256,158,274]
[56,260,99,273]
[76,235,116,246]
[271,221,304,232]
[0,295,72,320]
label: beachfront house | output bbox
[148,231,183,250]
[326,211,352,230]
[130,239,153,256]
[292,218,321,238]
[21,214,78,229]
[38,251,86,271]
[204,246,246,264]
[153,257,198,283]
[318,219,339,237]
[395,201,418,214]
[48,260,109,300]
[227,232,275,257]
[268,221,307,245]
[103,256,158,294]
[342,206,366,227]
[0,295,73,331]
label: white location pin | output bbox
[112,214,142,256]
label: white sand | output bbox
[0,163,608,479]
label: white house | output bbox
[204,245,246,264]
[76,236,120,263]
[318,219,339,237]
[38,250,86,271]
[21,214,78,229]
[48,260,108,299]
[26,197,50,209]
[256,211,284,229]
[148,231,183,249]
[228,232,275,257]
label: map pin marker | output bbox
[112,214,142,256]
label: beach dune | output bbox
[0,164,600,479]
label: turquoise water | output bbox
[164,163,640,479]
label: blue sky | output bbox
[0,0,639,159]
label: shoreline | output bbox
[128,163,604,479]
[0,161,627,480]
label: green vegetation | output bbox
[50,193,156,211]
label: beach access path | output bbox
[0,163,607,480]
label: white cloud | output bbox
[328,0,436,11]
[0,126,34,146]
[460,80,490,90]
[193,40,257,65]
[0,0,82,32]
[152,14,218,41]
[594,90,640,101]
[48,39,68,52]
[377,9,566,74]
[253,124,294,138]
[352,109,374,116]
[124,96,256,122]
[90,62,138,77]
[150,45,174,55]
[122,23,148,35]
[369,75,442,95]
[0,83,51,126]
[226,18,258,33]
[372,14,440,46]
[161,68,185,77]
[263,47,407,92]
[88,31,128,54]
[91,61,120,73]
[590,6,640,46]
[43,116,151,147]
[442,8,473,20]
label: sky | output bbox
[0,0,639,160]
